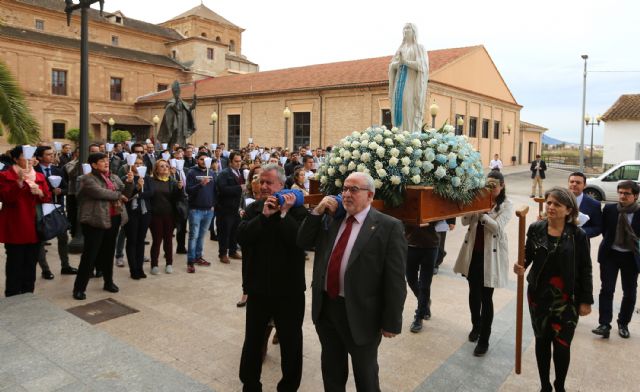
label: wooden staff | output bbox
[515,205,529,375]
[533,197,545,219]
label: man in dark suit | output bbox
[530,154,547,198]
[34,146,77,279]
[593,180,640,339]
[143,143,156,172]
[215,151,244,264]
[298,172,407,391]
[237,164,307,391]
[284,152,300,177]
[568,172,602,239]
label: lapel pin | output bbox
[371,226,376,230]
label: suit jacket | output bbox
[215,167,243,213]
[579,194,603,238]
[143,153,156,173]
[35,165,67,207]
[530,159,547,179]
[297,208,407,346]
[598,203,640,270]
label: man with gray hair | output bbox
[236,163,308,391]
[298,172,407,391]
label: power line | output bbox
[588,70,640,73]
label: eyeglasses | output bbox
[342,186,370,194]
[618,191,635,196]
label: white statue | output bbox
[389,23,429,132]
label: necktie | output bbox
[326,215,356,299]
[45,167,51,177]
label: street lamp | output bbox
[152,114,160,148]
[429,100,439,128]
[283,106,291,149]
[585,113,601,168]
[504,124,512,135]
[579,54,588,172]
[107,117,115,141]
[210,111,218,144]
[456,115,464,135]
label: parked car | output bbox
[584,160,640,201]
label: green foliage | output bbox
[110,130,132,143]
[65,128,95,143]
[0,60,40,144]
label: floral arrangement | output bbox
[316,125,486,208]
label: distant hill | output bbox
[542,134,567,145]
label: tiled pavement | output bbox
[1,168,640,391]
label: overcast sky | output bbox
[103,0,640,144]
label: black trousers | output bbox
[124,211,151,276]
[599,249,639,326]
[217,210,240,257]
[436,231,448,266]
[176,217,187,250]
[239,293,305,392]
[406,247,438,318]
[73,216,121,293]
[37,231,70,272]
[467,251,494,344]
[67,195,78,237]
[4,243,39,297]
[316,295,381,392]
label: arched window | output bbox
[201,32,207,38]
[229,39,236,52]
[216,36,221,42]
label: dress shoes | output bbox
[591,324,611,338]
[42,270,54,280]
[473,341,489,357]
[61,266,78,275]
[103,282,119,293]
[468,327,480,342]
[423,311,432,321]
[73,291,86,300]
[176,247,188,254]
[229,252,242,260]
[618,322,630,339]
[93,270,103,278]
[410,317,423,333]
[219,255,230,264]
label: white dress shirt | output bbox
[489,159,503,170]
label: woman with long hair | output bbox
[454,170,513,356]
[0,146,51,297]
[148,159,184,274]
[514,187,592,392]
[290,167,310,197]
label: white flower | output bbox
[373,179,383,189]
[390,148,400,157]
[351,141,361,149]
[363,168,371,174]
[352,150,361,160]
[352,131,362,138]
[335,179,342,187]
[335,157,342,164]
[360,133,370,142]
[390,175,401,185]
[384,138,394,146]
[414,159,422,167]
[368,141,379,150]
[377,168,387,178]
[348,161,356,171]
[448,152,457,161]
[342,140,351,147]
[434,166,447,179]
[424,150,436,162]
[437,143,449,153]
[320,176,327,184]
[384,129,393,136]
[338,165,347,174]
[329,157,336,165]
[376,147,386,158]
[395,134,405,143]
[389,157,399,166]
[401,166,410,175]
[401,156,411,166]
[411,139,421,148]
[357,164,366,172]
[428,139,437,146]
[411,175,421,184]
[444,124,455,133]
[374,161,384,170]
[361,152,371,162]
[374,134,384,143]
[422,161,434,172]
[342,151,352,160]
[405,146,413,155]
[327,167,336,176]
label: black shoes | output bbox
[618,322,630,339]
[103,282,119,293]
[468,327,480,342]
[61,266,78,275]
[42,270,54,280]
[73,291,86,300]
[433,266,439,275]
[176,247,188,254]
[592,324,611,338]
[473,341,489,357]
[210,232,218,241]
[410,317,423,333]
[423,311,432,320]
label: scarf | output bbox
[13,164,37,188]
[615,202,640,254]
[99,172,118,216]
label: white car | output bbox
[584,160,640,201]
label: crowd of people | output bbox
[0,140,637,392]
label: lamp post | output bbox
[107,117,115,141]
[283,106,291,149]
[456,115,464,135]
[585,113,601,168]
[429,100,439,129]
[65,0,104,164]
[579,54,588,172]
[210,111,218,145]
[152,114,160,148]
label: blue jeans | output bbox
[187,209,213,264]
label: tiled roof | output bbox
[138,45,482,102]
[520,121,548,132]
[15,0,183,40]
[225,53,257,66]
[0,25,185,69]
[601,94,640,121]
[166,4,241,30]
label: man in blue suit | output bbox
[568,172,602,239]
[592,180,640,339]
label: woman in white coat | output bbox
[454,170,513,356]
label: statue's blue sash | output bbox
[393,64,408,127]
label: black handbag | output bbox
[37,205,70,241]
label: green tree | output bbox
[0,60,40,144]
[65,128,94,143]
[111,130,132,143]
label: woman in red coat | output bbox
[0,146,51,297]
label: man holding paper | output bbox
[185,152,216,273]
[567,172,602,239]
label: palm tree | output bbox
[0,59,40,144]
